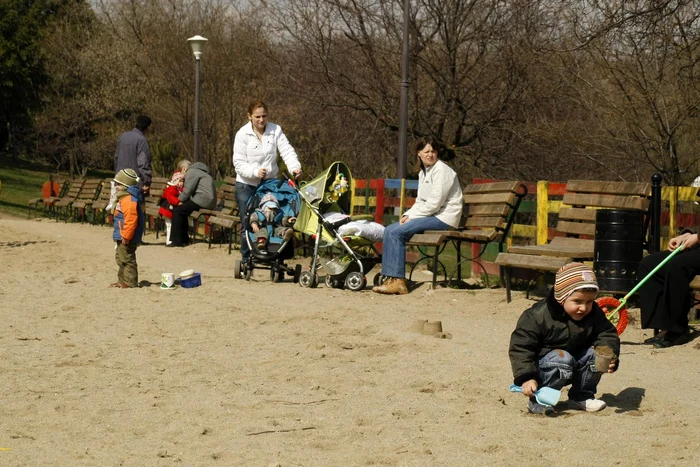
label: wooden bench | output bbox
[143,177,170,238]
[90,178,116,225]
[406,181,528,288]
[495,180,652,302]
[71,179,103,223]
[200,177,240,253]
[51,179,86,222]
[28,179,68,219]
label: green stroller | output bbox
[293,162,382,291]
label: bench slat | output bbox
[563,193,649,211]
[463,181,520,193]
[558,207,597,222]
[566,180,651,197]
[555,221,595,237]
[464,216,504,229]
[495,253,572,271]
[463,192,516,205]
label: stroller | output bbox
[234,179,303,283]
[293,161,382,291]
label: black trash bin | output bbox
[594,209,644,294]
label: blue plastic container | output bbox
[180,273,202,288]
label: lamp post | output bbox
[187,35,208,162]
[396,0,410,179]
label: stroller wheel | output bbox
[244,265,252,281]
[345,272,366,292]
[234,259,242,280]
[271,267,283,283]
[299,271,318,288]
[325,274,343,289]
[293,264,302,283]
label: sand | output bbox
[1,216,699,466]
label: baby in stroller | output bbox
[234,179,302,283]
[249,193,296,252]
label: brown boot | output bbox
[372,277,408,295]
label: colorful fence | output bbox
[352,177,700,278]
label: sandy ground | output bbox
[1,215,699,466]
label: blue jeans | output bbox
[538,347,601,401]
[235,182,257,260]
[381,216,450,278]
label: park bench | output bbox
[28,178,68,219]
[50,179,86,221]
[70,178,103,223]
[196,177,240,253]
[495,180,652,302]
[190,176,237,243]
[406,181,528,288]
[143,177,170,238]
[90,178,117,225]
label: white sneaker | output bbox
[569,398,606,412]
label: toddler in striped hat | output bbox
[508,261,620,415]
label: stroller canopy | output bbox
[298,161,353,213]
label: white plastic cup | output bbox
[161,273,175,288]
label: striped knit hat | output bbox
[554,262,599,304]
[114,168,140,187]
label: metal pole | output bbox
[650,173,662,253]
[396,0,410,179]
[194,57,201,162]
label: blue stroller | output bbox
[234,179,303,283]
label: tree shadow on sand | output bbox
[600,387,645,413]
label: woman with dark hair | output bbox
[233,100,302,262]
[372,138,463,295]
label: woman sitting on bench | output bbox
[638,231,700,348]
[372,137,463,295]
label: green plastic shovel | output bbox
[605,241,686,321]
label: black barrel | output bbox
[594,209,644,293]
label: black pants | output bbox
[638,247,700,333]
[170,200,201,246]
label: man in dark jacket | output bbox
[115,115,153,194]
[168,161,217,247]
[509,263,620,415]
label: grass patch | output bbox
[406,242,503,286]
[0,156,111,217]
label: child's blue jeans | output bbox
[538,347,602,401]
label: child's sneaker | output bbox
[528,399,555,415]
[569,398,606,412]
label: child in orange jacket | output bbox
[111,169,145,288]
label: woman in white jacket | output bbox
[233,100,302,261]
[373,138,463,295]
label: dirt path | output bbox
[0,217,698,466]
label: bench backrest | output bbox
[460,181,528,241]
[557,180,652,237]
[144,176,170,210]
[75,179,103,201]
[61,179,85,200]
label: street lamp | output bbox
[187,35,208,162]
[396,0,410,179]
